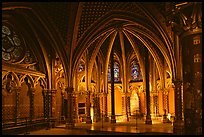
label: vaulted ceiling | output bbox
[3,2,200,83]
[37,2,169,52]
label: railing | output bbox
[2,117,54,135]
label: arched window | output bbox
[78,60,85,72]
[114,62,120,82]
[108,62,120,82]
[131,60,142,81]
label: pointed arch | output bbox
[73,10,175,86]
[19,74,34,87]
[34,76,47,89]
[3,71,20,87]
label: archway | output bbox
[130,90,139,116]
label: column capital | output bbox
[84,90,92,96]
[43,89,57,92]
[151,90,158,95]
[72,92,78,97]
[162,88,169,95]
[101,92,108,96]
[172,79,183,88]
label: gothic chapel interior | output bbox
[2,2,202,135]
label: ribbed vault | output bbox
[72,11,173,92]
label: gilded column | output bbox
[153,62,159,117]
[65,87,74,128]
[192,35,202,135]
[162,60,169,123]
[93,94,100,122]
[85,90,92,124]
[16,87,21,124]
[84,50,92,124]
[127,94,131,116]
[162,88,170,123]
[122,92,129,121]
[182,33,202,135]
[74,93,79,123]
[51,89,57,127]
[96,57,101,122]
[42,89,48,119]
[144,48,152,125]
[152,92,158,116]
[110,49,116,123]
[30,87,35,122]
[172,80,184,134]
[42,89,52,128]
[103,92,109,122]
[94,95,100,122]
[165,2,202,134]
[99,93,103,121]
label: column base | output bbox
[145,115,152,125]
[173,120,184,135]
[86,116,92,124]
[111,115,116,123]
[163,115,170,123]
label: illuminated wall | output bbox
[107,86,122,119]
[130,91,139,115]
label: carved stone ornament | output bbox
[5,79,17,93]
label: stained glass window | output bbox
[108,65,111,81]
[131,60,142,81]
[78,60,85,72]
[108,62,120,82]
[114,62,120,82]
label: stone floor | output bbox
[18,117,173,135]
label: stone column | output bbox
[51,89,57,127]
[152,92,159,116]
[127,94,131,116]
[42,89,52,128]
[48,90,52,120]
[93,94,100,122]
[30,88,35,122]
[165,2,202,134]
[103,92,109,122]
[65,87,74,128]
[110,49,116,123]
[144,48,152,125]
[74,93,79,123]
[85,90,92,124]
[182,33,202,135]
[99,93,103,121]
[163,60,170,123]
[84,50,92,124]
[122,92,129,121]
[162,88,170,123]
[193,46,202,135]
[43,89,48,119]
[60,91,65,122]
[16,87,21,124]
[173,79,184,134]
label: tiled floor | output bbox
[18,118,173,135]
